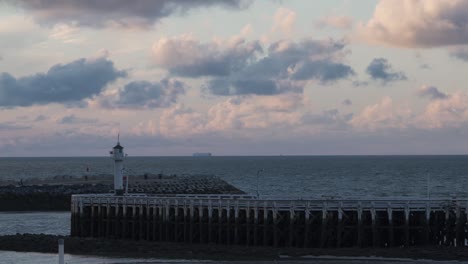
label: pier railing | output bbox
[71,194,468,248]
[72,194,466,212]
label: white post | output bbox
[58,239,64,264]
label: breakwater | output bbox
[71,195,468,248]
[0,175,243,211]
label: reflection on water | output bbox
[0,212,70,235]
[0,251,163,264]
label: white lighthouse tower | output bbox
[110,136,125,195]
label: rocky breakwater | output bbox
[0,174,244,211]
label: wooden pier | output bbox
[71,194,468,248]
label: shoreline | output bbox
[1,234,468,261]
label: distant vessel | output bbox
[192,152,212,157]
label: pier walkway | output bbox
[71,194,468,248]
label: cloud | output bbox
[92,79,185,109]
[34,115,48,122]
[420,92,468,128]
[301,109,353,131]
[58,114,98,124]
[49,23,85,44]
[366,58,407,83]
[342,99,352,106]
[11,0,252,28]
[351,97,412,131]
[152,35,262,77]
[449,46,468,62]
[417,85,448,100]
[358,0,468,48]
[206,79,301,96]
[153,37,354,96]
[0,57,126,107]
[159,37,354,96]
[352,80,369,87]
[272,7,296,34]
[316,15,353,30]
[0,122,31,130]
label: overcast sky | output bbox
[1,0,468,156]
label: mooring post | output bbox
[146,201,151,241]
[404,203,410,247]
[153,204,158,241]
[115,203,120,238]
[273,202,279,247]
[246,201,251,246]
[289,201,295,247]
[208,200,213,244]
[218,201,223,244]
[226,200,231,245]
[455,204,462,247]
[123,202,128,239]
[371,202,377,247]
[254,202,259,246]
[182,201,187,243]
[357,202,363,247]
[106,202,110,238]
[387,204,393,247]
[199,199,204,243]
[425,203,431,245]
[58,239,64,264]
[173,200,179,242]
[132,205,137,240]
[234,200,239,245]
[304,202,310,248]
[79,200,85,237]
[320,201,328,248]
[337,202,343,248]
[189,200,194,243]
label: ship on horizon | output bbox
[192,152,212,157]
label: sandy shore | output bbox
[1,234,468,261]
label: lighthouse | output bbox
[110,137,125,195]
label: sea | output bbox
[1,155,468,264]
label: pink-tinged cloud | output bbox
[351,97,412,131]
[272,7,297,35]
[316,15,353,30]
[152,35,262,77]
[420,92,468,128]
[358,0,468,47]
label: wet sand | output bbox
[1,234,467,262]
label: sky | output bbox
[1,0,468,156]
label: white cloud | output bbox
[419,92,468,128]
[272,7,296,35]
[351,97,412,131]
[358,0,468,47]
[49,23,85,44]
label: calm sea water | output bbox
[1,156,468,198]
[2,156,468,263]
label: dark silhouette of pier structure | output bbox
[71,194,468,248]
